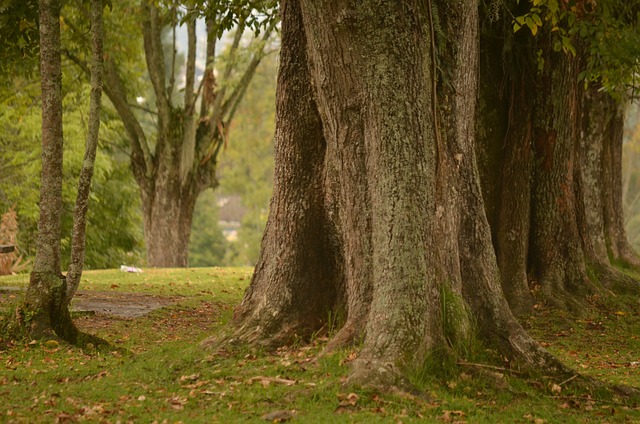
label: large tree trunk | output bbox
[226,0,571,389]
[476,18,536,316]
[529,38,593,306]
[140,122,202,268]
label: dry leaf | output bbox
[261,410,294,422]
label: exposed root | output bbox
[347,357,429,400]
[592,261,640,295]
[321,319,362,356]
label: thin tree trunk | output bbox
[66,0,104,301]
[24,0,66,338]
[19,0,106,347]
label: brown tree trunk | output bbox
[226,0,572,390]
[475,13,640,316]
[529,39,594,307]
[140,125,201,268]
[23,0,67,339]
[476,18,536,316]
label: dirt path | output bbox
[0,287,178,319]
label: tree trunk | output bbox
[529,38,593,306]
[226,0,571,390]
[476,18,536,315]
[476,17,640,316]
[140,123,202,268]
[23,0,67,339]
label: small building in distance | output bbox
[217,195,246,242]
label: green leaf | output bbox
[532,13,542,27]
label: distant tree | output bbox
[64,0,278,267]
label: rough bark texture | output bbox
[476,17,536,315]
[530,39,592,305]
[227,0,572,389]
[24,0,67,338]
[476,12,640,316]
[229,0,342,347]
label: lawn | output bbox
[1,268,639,423]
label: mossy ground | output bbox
[1,268,639,423]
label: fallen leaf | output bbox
[550,383,561,394]
[179,374,200,382]
[247,376,297,386]
[261,410,294,422]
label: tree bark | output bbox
[601,96,640,269]
[227,0,572,390]
[476,15,640,316]
[17,0,106,347]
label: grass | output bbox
[0,268,639,423]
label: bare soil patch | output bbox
[0,287,179,319]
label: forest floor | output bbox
[0,267,639,423]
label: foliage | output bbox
[216,51,276,266]
[1,267,640,422]
[0,0,39,83]
[512,0,640,92]
[188,190,228,267]
[184,0,278,38]
[0,78,144,270]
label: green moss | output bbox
[440,284,475,355]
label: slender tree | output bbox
[224,0,579,389]
[10,0,106,345]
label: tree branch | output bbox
[199,15,218,119]
[221,22,278,124]
[142,3,170,123]
[207,18,246,130]
[180,13,198,183]
[168,5,177,100]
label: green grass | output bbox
[1,268,639,423]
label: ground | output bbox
[0,268,639,423]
